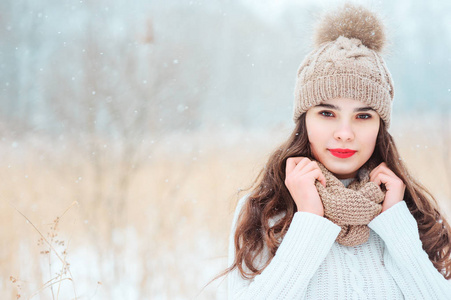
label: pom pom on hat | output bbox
[314,2,386,52]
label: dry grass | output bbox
[0,116,450,299]
[8,201,81,299]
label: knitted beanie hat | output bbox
[293,3,394,127]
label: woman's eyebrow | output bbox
[314,104,374,112]
[354,107,374,112]
[315,104,339,110]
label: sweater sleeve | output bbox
[227,196,341,299]
[368,201,451,300]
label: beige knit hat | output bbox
[293,3,394,127]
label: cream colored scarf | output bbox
[315,161,385,247]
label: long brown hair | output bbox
[226,113,451,280]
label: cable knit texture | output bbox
[315,161,384,246]
[228,196,451,299]
[293,3,394,127]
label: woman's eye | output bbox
[320,111,334,117]
[357,114,372,119]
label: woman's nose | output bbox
[333,122,355,142]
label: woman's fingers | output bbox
[370,163,404,189]
[284,156,326,216]
[297,160,326,187]
[292,157,311,172]
[294,159,316,175]
[286,157,308,173]
[286,157,309,179]
[318,169,327,187]
[285,157,298,174]
[286,157,326,187]
[370,162,406,212]
[370,162,396,182]
[310,168,326,187]
[372,172,390,186]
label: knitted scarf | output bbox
[315,161,385,247]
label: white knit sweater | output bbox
[227,196,451,299]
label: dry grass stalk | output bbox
[9,201,80,300]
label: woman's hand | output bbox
[370,162,406,213]
[285,157,326,217]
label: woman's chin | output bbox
[322,161,361,179]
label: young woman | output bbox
[226,3,451,299]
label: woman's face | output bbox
[305,97,380,179]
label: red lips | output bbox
[329,148,357,158]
